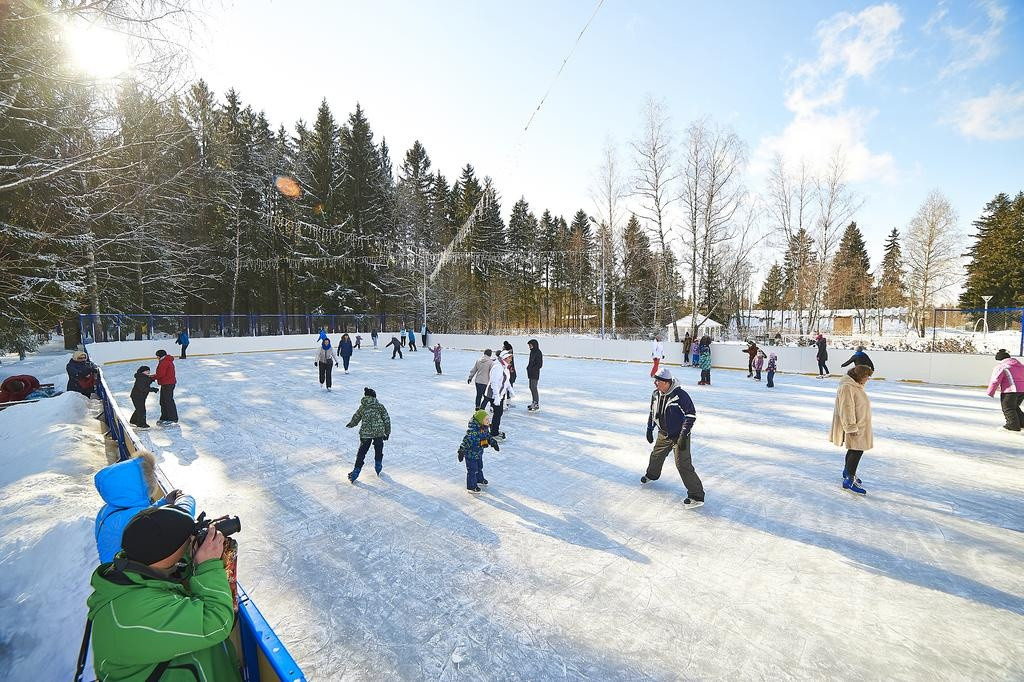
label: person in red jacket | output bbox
[154,349,178,425]
[0,375,41,403]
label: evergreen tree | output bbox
[621,214,657,328]
[758,263,786,331]
[782,227,817,333]
[827,222,872,310]
[960,192,1024,308]
[877,228,906,309]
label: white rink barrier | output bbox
[432,334,1000,388]
[82,332,1000,387]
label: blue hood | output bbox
[94,457,150,508]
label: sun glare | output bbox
[62,23,133,80]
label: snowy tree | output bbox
[960,192,1024,308]
[905,191,962,336]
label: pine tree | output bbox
[877,228,906,310]
[960,192,1024,308]
[621,214,657,328]
[568,209,594,328]
[826,222,872,312]
[507,198,538,325]
[782,227,817,333]
[758,263,786,331]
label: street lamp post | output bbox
[982,295,993,339]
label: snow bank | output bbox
[0,391,106,680]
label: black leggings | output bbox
[818,360,829,375]
[318,362,333,388]
[354,437,384,469]
[845,449,864,479]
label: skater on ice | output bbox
[742,340,759,378]
[129,365,159,429]
[354,334,362,350]
[386,335,403,359]
[458,409,499,494]
[831,364,875,495]
[841,346,875,371]
[467,349,494,409]
[154,350,179,424]
[345,387,392,481]
[766,352,777,388]
[815,333,829,378]
[526,338,543,411]
[407,327,417,351]
[987,349,1024,432]
[338,333,354,373]
[371,329,379,348]
[502,341,517,406]
[697,341,712,385]
[753,348,766,381]
[484,350,513,440]
[314,338,339,390]
[175,329,190,359]
[432,343,443,374]
[690,339,699,367]
[641,367,705,508]
[650,334,665,377]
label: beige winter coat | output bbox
[830,374,873,451]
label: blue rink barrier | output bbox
[93,368,306,681]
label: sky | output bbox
[183,0,1023,275]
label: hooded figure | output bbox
[766,353,778,388]
[841,346,875,371]
[92,451,195,563]
[66,351,97,396]
[345,387,392,480]
[129,365,159,428]
[526,339,543,411]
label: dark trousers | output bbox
[179,344,188,359]
[434,360,442,374]
[466,455,484,489]
[400,336,406,347]
[754,367,762,380]
[818,359,829,375]
[700,369,711,384]
[1000,392,1024,430]
[766,370,775,388]
[845,449,864,478]
[645,432,704,501]
[159,384,178,422]
[474,382,487,409]
[391,346,402,359]
[490,399,505,436]
[421,334,427,347]
[409,338,417,351]
[318,361,333,388]
[341,356,350,371]
[529,378,539,406]
[354,437,384,469]
[747,359,754,376]
[129,394,149,426]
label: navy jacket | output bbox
[130,370,158,399]
[647,382,697,440]
[339,339,353,358]
[840,351,874,371]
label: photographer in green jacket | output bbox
[86,505,241,681]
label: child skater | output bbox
[432,343,443,374]
[129,365,159,429]
[345,387,391,481]
[697,342,712,385]
[753,349,766,381]
[690,340,700,367]
[766,352,778,388]
[458,409,500,494]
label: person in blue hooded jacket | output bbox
[407,327,417,351]
[93,451,196,563]
[840,346,875,371]
[175,329,190,359]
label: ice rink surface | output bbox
[105,346,1024,681]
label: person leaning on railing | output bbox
[86,506,242,682]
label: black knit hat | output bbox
[995,349,1011,361]
[364,387,376,398]
[121,506,195,564]
[155,349,167,358]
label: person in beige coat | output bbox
[830,364,874,495]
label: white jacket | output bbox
[315,346,337,364]
[487,357,514,403]
[651,340,664,360]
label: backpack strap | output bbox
[73,619,92,682]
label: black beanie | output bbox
[155,349,167,358]
[364,387,376,398]
[121,506,195,564]
[995,349,1010,361]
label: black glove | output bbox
[313,362,317,367]
[383,435,389,441]
[646,428,654,444]
[335,363,339,367]
[458,452,464,462]
[150,387,158,393]
[467,378,472,384]
[491,441,500,452]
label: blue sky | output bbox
[190,0,1023,270]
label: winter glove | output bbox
[313,362,317,367]
[467,378,472,384]
[335,362,339,367]
[491,440,500,452]
[646,427,654,444]
[150,387,158,393]
[383,435,389,441]
[458,452,465,462]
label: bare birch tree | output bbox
[808,150,860,330]
[904,190,962,336]
[765,155,815,333]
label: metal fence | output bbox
[79,313,424,343]
[931,307,1024,355]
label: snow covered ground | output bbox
[92,345,1023,680]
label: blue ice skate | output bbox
[842,477,866,495]
[348,467,361,483]
[374,461,382,476]
[842,468,862,485]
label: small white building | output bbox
[664,315,723,341]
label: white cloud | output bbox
[753,4,902,183]
[752,109,897,183]
[927,0,1006,78]
[949,84,1024,140]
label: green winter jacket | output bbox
[86,558,241,682]
[346,396,391,439]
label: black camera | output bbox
[194,512,242,545]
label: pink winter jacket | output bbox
[987,358,1024,396]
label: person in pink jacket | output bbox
[988,349,1024,432]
